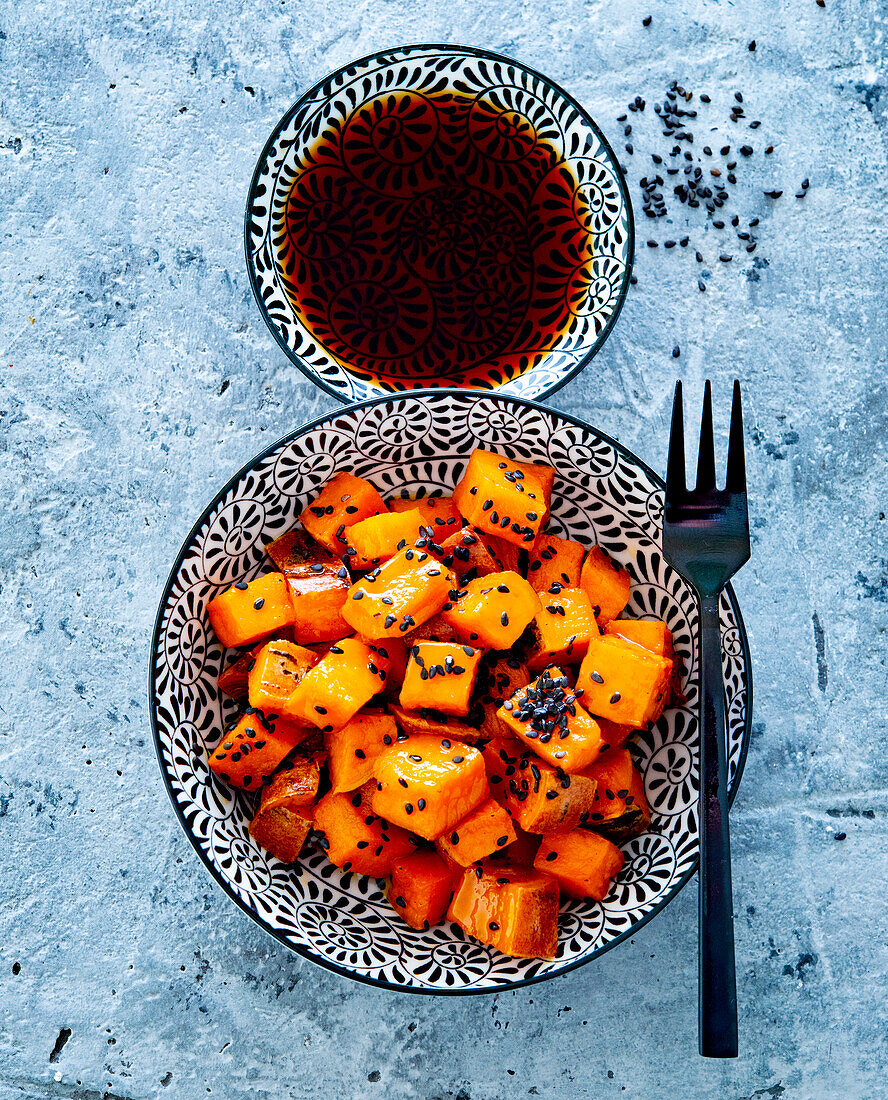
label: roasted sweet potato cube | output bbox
[389,705,480,745]
[326,709,398,793]
[534,830,624,901]
[579,545,631,625]
[388,494,462,533]
[452,448,548,547]
[527,587,599,670]
[605,618,674,661]
[279,636,387,729]
[440,571,541,650]
[217,644,262,701]
[438,526,501,586]
[247,640,319,712]
[399,641,484,717]
[284,561,353,644]
[577,635,673,729]
[437,797,517,866]
[483,739,598,833]
[447,862,559,959]
[528,534,585,593]
[387,850,458,930]
[249,804,313,863]
[580,748,651,840]
[300,472,387,554]
[207,573,297,648]
[260,758,322,810]
[266,528,339,575]
[208,712,308,790]
[498,668,608,773]
[341,549,454,640]
[313,791,416,877]
[344,509,427,571]
[372,734,488,840]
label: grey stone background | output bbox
[1,0,886,1095]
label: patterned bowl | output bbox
[150,391,751,994]
[245,44,633,404]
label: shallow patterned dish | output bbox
[245,43,633,404]
[150,391,751,994]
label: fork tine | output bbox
[725,379,747,493]
[695,379,717,492]
[666,380,686,504]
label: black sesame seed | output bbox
[609,692,622,704]
[253,598,265,610]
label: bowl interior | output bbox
[151,392,751,993]
[245,44,633,404]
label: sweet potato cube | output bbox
[577,634,673,729]
[389,705,480,745]
[579,545,631,625]
[344,509,428,571]
[483,739,598,833]
[580,748,651,841]
[447,862,559,959]
[300,472,387,554]
[260,758,322,809]
[326,709,398,793]
[498,668,609,773]
[249,759,321,860]
[399,641,484,717]
[387,849,458,930]
[388,494,462,533]
[280,636,386,729]
[208,712,308,790]
[439,527,501,586]
[437,797,517,866]
[266,528,339,574]
[534,830,624,901]
[527,588,599,670]
[452,448,547,547]
[217,645,262,701]
[284,561,352,644]
[605,618,674,661]
[342,549,454,640]
[249,804,313,863]
[440,571,541,650]
[313,791,416,877]
[207,573,296,648]
[372,734,488,840]
[528,534,585,593]
[247,640,319,712]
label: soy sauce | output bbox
[277,89,595,390]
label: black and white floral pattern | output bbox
[150,392,751,994]
[245,45,633,404]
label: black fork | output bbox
[663,380,750,1058]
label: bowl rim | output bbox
[243,41,636,405]
[149,388,752,996]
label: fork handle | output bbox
[698,592,738,1057]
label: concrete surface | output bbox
[1,0,887,1097]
